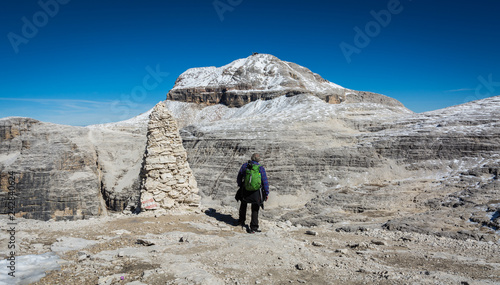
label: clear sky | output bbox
[1,0,499,126]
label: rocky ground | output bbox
[1,205,499,285]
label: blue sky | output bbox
[1,0,499,126]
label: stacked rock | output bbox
[140,101,200,210]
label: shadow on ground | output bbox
[204,208,238,226]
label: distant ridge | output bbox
[167,53,406,108]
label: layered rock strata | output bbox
[87,126,147,213]
[163,95,500,242]
[0,118,104,220]
[0,102,199,220]
[167,53,404,108]
[140,102,200,210]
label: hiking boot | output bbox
[249,229,261,234]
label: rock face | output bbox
[161,95,500,242]
[87,123,147,213]
[162,95,412,202]
[167,54,404,108]
[0,104,199,220]
[0,118,104,220]
[0,114,150,220]
[140,102,200,210]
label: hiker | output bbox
[236,153,269,233]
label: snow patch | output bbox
[0,151,20,166]
[87,107,153,130]
[0,252,60,285]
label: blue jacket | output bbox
[237,161,269,196]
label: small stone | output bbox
[305,230,318,236]
[169,190,180,198]
[295,263,305,270]
[118,251,125,257]
[31,244,44,251]
[154,208,167,217]
[113,229,131,235]
[297,279,306,283]
[399,236,412,242]
[312,241,324,247]
[137,239,155,246]
[371,240,386,246]
[162,197,175,209]
[160,173,173,180]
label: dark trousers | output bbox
[239,201,260,230]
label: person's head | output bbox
[251,153,261,162]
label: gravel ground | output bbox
[1,206,499,285]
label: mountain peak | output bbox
[167,54,405,109]
[171,53,342,92]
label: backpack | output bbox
[244,162,262,191]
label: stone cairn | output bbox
[140,102,200,211]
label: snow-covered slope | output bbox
[172,53,344,92]
[87,108,153,134]
[165,95,410,136]
[88,95,499,141]
[167,53,405,108]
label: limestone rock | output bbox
[0,118,103,221]
[0,112,148,220]
[140,102,200,210]
[167,54,404,108]
[164,94,500,242]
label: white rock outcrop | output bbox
[140,102,200,210]
[167,53,405,108]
